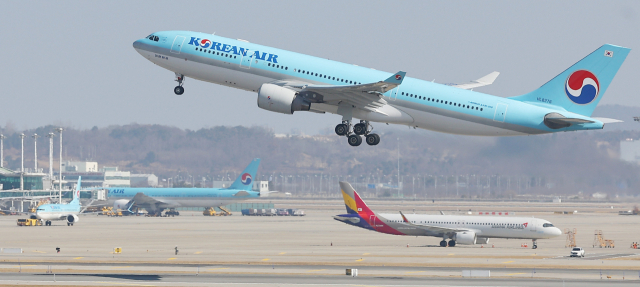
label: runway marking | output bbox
[110,266,133,269]
[447,253,455,256]
[507,272,527,276]
[502,261,514,264]
[194,251,203,254]
[98,282,155,286]
[307,269,327,272]
[355,258,364,262]
[167,258,176,260]
[32,250,46,253]
[362,253,370,255]
[279,252,286,255]
[74,257,84,259]
[262,258,270,261]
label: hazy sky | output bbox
[1,1,639,134]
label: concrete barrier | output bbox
[1,248,23,254]
[462,270,490,277]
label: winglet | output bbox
[383,71,406,85]
[399,211,410,223]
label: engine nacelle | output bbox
[66,214,79,223]
[257,83,310,114]
[454,231,477,245]
[114,199,130,210]
[476,237,490,245]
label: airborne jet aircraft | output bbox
[133,31,629,146]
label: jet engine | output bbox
[454,231,477,245]
[66,214,79,223]
[257,83,310,114]
[476,237,490,244]
[114,199,130,210]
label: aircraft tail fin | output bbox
[339,181,374,215]
[227,158,261,191]
[70,176,81,206]
[510,44,630,116]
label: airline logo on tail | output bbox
[241,173,252,185]
[565,70,599,105]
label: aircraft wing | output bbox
[450,71,499,90]
[399,211,469,233]
[291,71,406,115]
[129,192,176,210]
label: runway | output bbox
[1,198,639,286]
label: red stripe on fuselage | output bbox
[353,190,404,235]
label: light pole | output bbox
[56,127,63,203]
[0,134,4,168]
[20,133,25,190]
[32,133,39,172]
[46,133,54,193]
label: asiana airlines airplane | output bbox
[133,31,629,146]
[334,182,562,248]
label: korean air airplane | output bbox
[133,32,629,146]
[104,158,260,216]
[334,182,562,248]
[35,177,83,226]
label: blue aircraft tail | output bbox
[510,44,630,116]
[227,158,260,191]
[69,176,81,206]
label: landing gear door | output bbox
[170,36,186,54]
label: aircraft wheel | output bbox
[174,86,184,95]
[440,240,447,247]
[353,123,367,135]
[347,134,362,146]
[67,223,70,226]
[532,244,538,249]
[366,134,380,145]
[335,124,348,136]
[448,240,456,247]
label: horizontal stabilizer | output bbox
[592,117,623,124]
[544,112,595,129]
[452,71,499,90]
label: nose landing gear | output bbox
[335,120,380,147]
[174,73,185,95]
[532,239,538,249]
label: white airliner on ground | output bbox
[334,182,562,248]
[133,31,629,146]
[34,177,83,226]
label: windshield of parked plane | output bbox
[543,223,554,227]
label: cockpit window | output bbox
[147,35,159,42]
[153,36,159,41]
[543,223,554,227]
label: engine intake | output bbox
[257,84,310,114]
[66,214,79,223]
[454,231,477,245]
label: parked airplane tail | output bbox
[69,176,81,206]
[339,181,374,215]
[510,44,630,116]
[227,158,261,191]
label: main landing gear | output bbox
[174,73,185,95]
[335,120,380,147]
[440,239,456,247]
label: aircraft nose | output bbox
[132,39,143,50]
[553,227,562,236]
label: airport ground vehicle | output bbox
[203,207,231,216]
[570,247,585,257]
[165,208,180,217]
[17,218,42,226]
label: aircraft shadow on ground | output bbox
[37,274,162,281]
